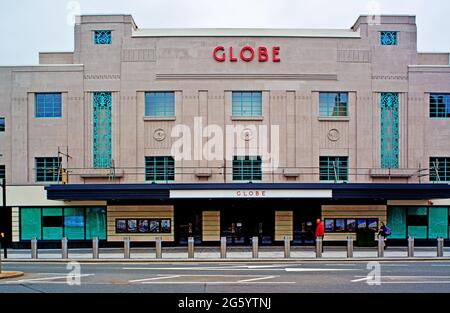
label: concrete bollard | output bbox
[155,236,162,259]
[220,237,227,259]
[124,236,130,259]
[346,236,353,258]
[284,236,290,258]
[437,237,444,257]
[377,236,384,258]
[315,237,322,258]
[188,237,195,259]
[252,237,259,259]
[31,237,38,259]
[61,237,68,259]
[407,236,414,258]
[92,237,99,259]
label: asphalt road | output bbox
[1,260,450,293]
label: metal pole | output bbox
[252,236,259,258]
[92,237,99,259]
[407,236,414,258]
[188,237,194,259]
[220,237,227,259]
[61,237,68,259]
[155,236,162,259]
[2,178,7,259]
[31,237,38,259]
[437,237,444,257]
[316,237,322,258]
[124,236,130,259]
[0,241,2,273]
[284,236,290,258]
[377,235,384,258]
[347,236,353,258]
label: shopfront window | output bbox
[387,207,407,239]
[20,208,42,240]
[86,207,107,240]
[64,208,85,240]
[428,207,449,239]
[42,208,63,240]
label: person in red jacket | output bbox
[316,218,325,252]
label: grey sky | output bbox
[1,0,449,65]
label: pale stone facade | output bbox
[1,14,449,186]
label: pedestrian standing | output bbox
[316,218,325,252]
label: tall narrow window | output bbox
[430,94,450,118]
[145,156,175,182]
[429,157,450,182]
[93,92,112,168]
[319,156,348,182]
[145,92,175,117]
[35,93,62,118]
[319,92,348,117]
[232,156,262,181]
[380,31,398,45]
[232,92,262,117]
[0,165,5,180]
[94,30,112,45]
[35,157,61,182]
[380,92,399,168]
[0,117,5,131]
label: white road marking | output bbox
[285,268,356,272]
[139,281,296,285]
[6,274,94,284]
[238,275,278,283]
[129,275,181,283]
[351,277,371,282]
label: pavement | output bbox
[1,260,450,293]
[1,246,449,262]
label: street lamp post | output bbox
[1,178,6,259]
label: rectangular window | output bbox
[0,117,4,131]
[42,208,63,240]
[232,156,262,181]
[319,92,348,117]
[35,93,62,118]
[387,207,407,239]
[94,30,112,44]
[319,156,348,182]
[20,208,42,240]
[428,207,448,239]
[93,92,112,168]
[232,91,262,117]
[380,31,398,45]
[145,156,175,182]
[380,92,399,168]
[86,207,107,240]
[64,208,85,240]
[430,94,450,118]
[429,157,450,182]
[145,92,175,117]
[35,157,61,182]
[0,165,5,180]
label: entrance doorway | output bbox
[221,208,274,245]
[0,207,12,249]
[176,209,202,245]
[293,207,321,245]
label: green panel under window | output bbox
[387,207,407,239]
[64,208,85,240]
[20,208,42,240]
[86,208,106,240]
[408,207,427,215]
[428,207,448,239]
[408,226,428,239]
[42,208,63,240]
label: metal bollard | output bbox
[407,236,414,258]
[316,237,322,258]
[188,237,195,259]
[124,236,130,259]
[252,237,259,258]
[377,236,384,257]
[284,236,290,258]
[31,237,38,259]
[220,237,227,259]
[347,236,353,258]
[155,236,162,259]
[437,237,444,257]
[92,237,99,259]
[61,237,68,259]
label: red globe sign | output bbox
[213,46,280,62]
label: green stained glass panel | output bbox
[93,92,112,168]
[408,226,427,239]
[387,207,406,239]
[21,208,42,240]
[428,207,448,239]
[380,92,399,168]
[64,208,85,240]
[86,207,106,240]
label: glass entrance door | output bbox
[177,211,202,245]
